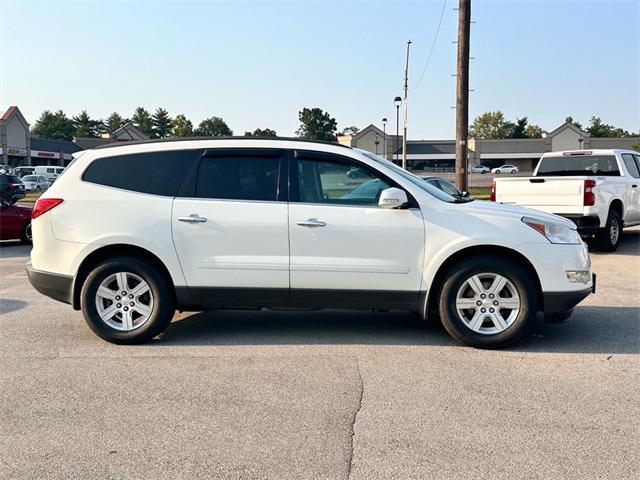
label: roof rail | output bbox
[93,136,352,150]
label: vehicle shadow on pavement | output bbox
[0,241,31,259]
[0,299,28,316]
[160,306,639,354]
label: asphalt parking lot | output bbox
[1,230,638,479]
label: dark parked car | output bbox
[0,174,26,203]
[0,199,32,243]
[420,176,471,201]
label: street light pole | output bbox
[394,96,402,165]
[382,118,387,159]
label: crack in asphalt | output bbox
[346,358,364,480]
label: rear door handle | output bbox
[297,218,327,228]
[178,214,207,223]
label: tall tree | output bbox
[506,117,529,139]
[564,116,583,130]
[469,110,510,139]
[132,107,153,136]
[586,116,630,137]
[340,126,360,136]
[151,108,172,138]
[296,107,338,141]
[525,123,544,138]
[31,110,75,140]
[194,116,233,137]
[471,111,544,139]
[105,112,127,135]
[171,114,194,137]
[244,128,277,137]
[72,110,104,138]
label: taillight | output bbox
[490,180,496,201]
[583,180,596,206]
[32,198,63,219]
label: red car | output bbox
[0,199,32,243]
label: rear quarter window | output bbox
[83,150,199,196]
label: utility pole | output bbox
[455,0,471,191]
[402,39,412,170]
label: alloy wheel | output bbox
[455,272,521,335]
[95,272,154,331]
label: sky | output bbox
[0,0,638,139]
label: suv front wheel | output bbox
[438,256,537,348]
[80,256,175,344]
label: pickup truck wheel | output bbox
[438,256,537,349]
[80,256,175,344]
[595,209,621,252]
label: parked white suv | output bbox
[27,138,594,347]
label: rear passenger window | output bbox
[83,150,197,196]
[195,155,280,201]
[622,154,640,178]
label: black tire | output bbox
[438,255,537,349]
[511,170,516,174]
[80,256,175,344]
[595,209,621,252]
[20,221,32,244]
[36,186,41,192]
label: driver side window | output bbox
[295,155,390,206]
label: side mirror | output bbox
[0,200,9,210]
[378,187,409,209]
[461,191,470,198]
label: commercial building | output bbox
[0,106,147,168]
[339,122,639,173]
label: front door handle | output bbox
[297,218,327,228]
[179,214,207,223]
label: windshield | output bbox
[537,155,620,176]
[359,150,458,203]
[22,175,37,181]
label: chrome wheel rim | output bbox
[95,272,153,331]
[456,273,520,335]
[610,218,619,245]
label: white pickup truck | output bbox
[491,149,640,251]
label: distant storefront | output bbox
[340,122,639,173]
[0,105,148,168]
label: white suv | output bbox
[27,138,594,348]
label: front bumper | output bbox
[542,273,596,314]
[26,261,73,305]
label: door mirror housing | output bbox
[0,199,9,210]
[461,191,470,198]
[378,187,409,209]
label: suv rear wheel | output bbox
[80,256,175,344]
[438,255,537,348]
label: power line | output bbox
[411,0,448,91]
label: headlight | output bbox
[521,216,582,244]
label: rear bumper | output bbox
[26,261,73,305]
[542,274,595,314]
[560,215,601,234]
